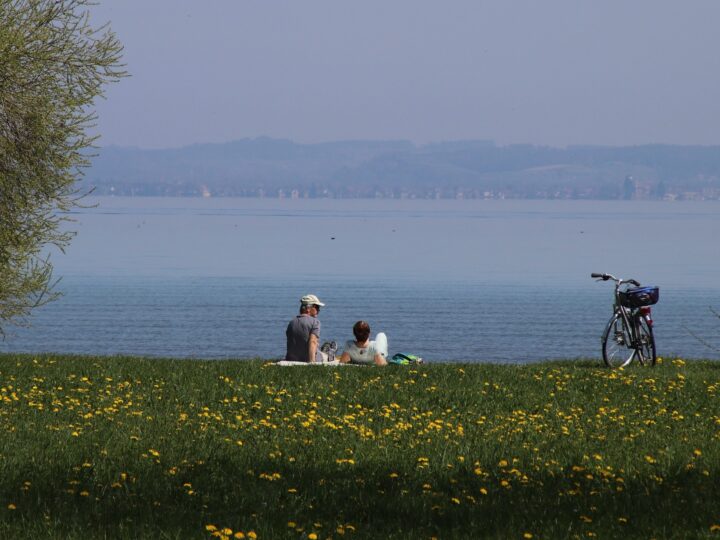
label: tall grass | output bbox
[1,353,719,539]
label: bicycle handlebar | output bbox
[590,273,641,287]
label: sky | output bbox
[91,0,720,150]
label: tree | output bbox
[0,0,125,335]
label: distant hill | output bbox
[82,138,720,200]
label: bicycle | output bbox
[591,273,659,368]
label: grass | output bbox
[1,353,719,539]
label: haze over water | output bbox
[4,197,720,362]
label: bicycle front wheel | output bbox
[602,312,635,368]
[635,316,657,367]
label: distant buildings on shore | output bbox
[93,182,720,201]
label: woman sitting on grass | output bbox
[339,320,388,366]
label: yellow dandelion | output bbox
[247,532,257,539]
[206,525,218,532]
[287,522,296,528]
[222,528,233,536]
[694,449,702,457]
[524,534,533,539]
[498,459,508,467]
[234,533,245,539]
[8,503,16,510]
[308,534,318,540]
[672,358,685,366]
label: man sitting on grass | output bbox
[285,294,327,363]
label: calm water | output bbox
[3,197,719,362]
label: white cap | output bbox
[300,294,325,307]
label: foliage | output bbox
[1,355,720,538]
[0,0,125,334]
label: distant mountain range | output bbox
[82,138,720,200]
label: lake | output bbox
[3,197,719,362]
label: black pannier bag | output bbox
[618,286,660,308]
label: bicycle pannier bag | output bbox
[619,286,659,308]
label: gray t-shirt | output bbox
[285,314,322,363]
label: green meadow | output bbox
[1,353,719,539]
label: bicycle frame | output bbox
[612,282,641,349]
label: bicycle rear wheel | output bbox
[635,316,657,367]
[602,312,635,368]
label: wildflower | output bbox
[524,534,533,539]
[498,459,508,467]
[710,524,720,532]
[308,535,317,540]
[7,504,16,510]
[672,358,685,366]
[206,525,218,532]
[234,532,245,539]
[247,532,257,539]
[694,449,702,457]
[644,455,657,464]
[287,522,296,528]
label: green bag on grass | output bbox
[389,353,424,365]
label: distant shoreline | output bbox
[81,139,720,201]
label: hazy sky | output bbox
[92,0,720,149]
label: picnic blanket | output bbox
[274,360,360,367]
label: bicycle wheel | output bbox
[635,316,657,367]
[602,312,635,368]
